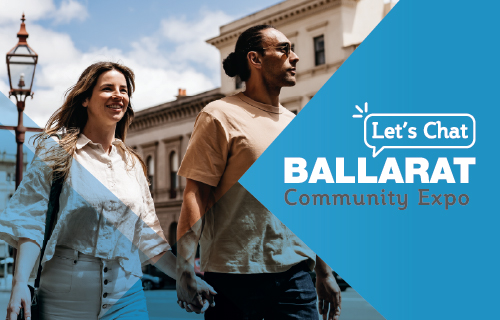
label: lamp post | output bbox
[0,14,43,275]
[0,14,43,189]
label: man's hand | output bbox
[176,268,216,314]
[316,273,341,320]
[176,179,215,314]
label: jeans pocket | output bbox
[293,270,318,303]
[40,255,74,293]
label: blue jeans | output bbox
[204,261,319,320]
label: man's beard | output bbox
[263,71,296,90]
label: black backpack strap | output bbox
[34,176,63,288]
[34,134,65,288]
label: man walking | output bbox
[176,25,341,320]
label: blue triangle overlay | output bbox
[240,1,500,319]
[0,92,165,319]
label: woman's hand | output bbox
[7,282,32,320]
[195,276,216,308]
[8,239,40,320]
[177,272,216,314]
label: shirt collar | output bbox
[112,138,126,150]
[76,133,126,150]
[76,133,92,150]
[236,92,284,114]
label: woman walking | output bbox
[0,62,214,319]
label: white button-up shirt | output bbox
[0,134,170,277]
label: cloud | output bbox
[159,9,233,76]
[0,7,231,127]
[52,0,89,24]
[0,0,88,25]
[0,0,55,25]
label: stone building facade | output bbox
[0,151,27,211]
[0,151,27,287]
[128,89,224,245]
[127,0,394,244]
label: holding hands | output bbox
[176,265,216,314]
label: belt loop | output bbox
[73,249,78,261]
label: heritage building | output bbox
[0,151,27,288]
[0,151,27,211]
[127,0,395,244]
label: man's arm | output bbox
[176,178,214,313]
[315,255,342,320]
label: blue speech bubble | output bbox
[364,113,476,157]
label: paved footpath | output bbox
[0,288,385,319]
[0,291,10,318]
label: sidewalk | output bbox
[0,290,10,318]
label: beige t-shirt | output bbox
[178,92,315,274]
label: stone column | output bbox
[156,140,167,201]
[135,145,144,160]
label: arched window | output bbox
[170,151,178,199]
[147,156,154,196]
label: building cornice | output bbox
[154,199,183,208]
[130,89,224,133]
[296,59,344,80]
[207,0,360,47]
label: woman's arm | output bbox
[149,250,177,280]
[7,238,41,320]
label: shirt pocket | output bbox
[39,254,75,293]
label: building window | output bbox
[235,76,243,89]
[314,35,325,66]
[147,156,154,196]
[170,151,179,199]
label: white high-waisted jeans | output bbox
[38,246,148,319]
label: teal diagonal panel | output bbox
[239,0,500,319]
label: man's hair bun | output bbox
[222,24,274,82]
[223,52,239,78]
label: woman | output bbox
[0,62,214,319]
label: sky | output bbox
[0,0,397,128]
[0,0,291,127]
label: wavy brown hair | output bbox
[33,61,147,181]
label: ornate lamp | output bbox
[1,13,43,273]
[1,13,42,190]
[6,13,38,100]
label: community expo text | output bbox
[284,157,475,211]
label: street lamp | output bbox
[6,14,38,100]
[0,14,43,274]
[1,13,43,190]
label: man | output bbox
[176,25,341,320]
